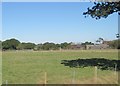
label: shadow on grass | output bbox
[61,58,120,71]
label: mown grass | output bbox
[2,50,119,84]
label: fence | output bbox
[43,65,118,84]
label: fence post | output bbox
[114,64,118,84]
[6,80,8,86]
[72,70,75,84]
[94,66,97,84]
[45,72,47,86]
[114,64,117,75]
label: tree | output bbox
[2,38,20,50]
[33,43,43,51]
[99,37,104,44]
[83,1,120,19]
[34,43,61,51]
[17,42,36,50]
[0,41,2,50]
[60,42,71,49]
[81,41,94,45]
[56,44,61,50]
[108,39,120,49]
[17,43,24,50]
[96,38,104,44]
[41,42,57,50]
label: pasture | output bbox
[2,50,119,84]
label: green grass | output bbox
[2,50,119,84]
[0,51,2,85]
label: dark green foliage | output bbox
[60,42,71,49]
[17,42,36,50]
[34,42,71,50]
[41,42,56,50]
[35,42,71,50]
[0,41,2,50]
[83,1,120,19]
[2,39,36,50]
[34,44,43,51]
[1,38,72,51]
[41,42,61,50]
[56,44,61,49]
[108,39,120,49]
[81,41,94,45]
[2,38,20,50]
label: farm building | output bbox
[68,42,110,50]
[86,44,109,50]
[69,44,86,50]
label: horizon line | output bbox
[1,37,117,44]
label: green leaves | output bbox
[2,38,20,50]
[83,1,120,19]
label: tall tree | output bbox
[2,38,20,50]
[83,1,120,19]
[96,38,104,44]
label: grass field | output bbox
[2,50,119,84]
[0,51,2,85]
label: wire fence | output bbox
[42,65,118,85]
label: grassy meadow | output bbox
[2,50,119,84]
[0,51,2,85]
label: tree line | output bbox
[0,38,120,51]
[1,38,72,51]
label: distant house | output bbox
[68,42,110,50]
[86,44,109,50]
[102,41,112,44]
[69,44,86,50]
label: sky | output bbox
[0,2,2,40]
[2,2,118,44]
